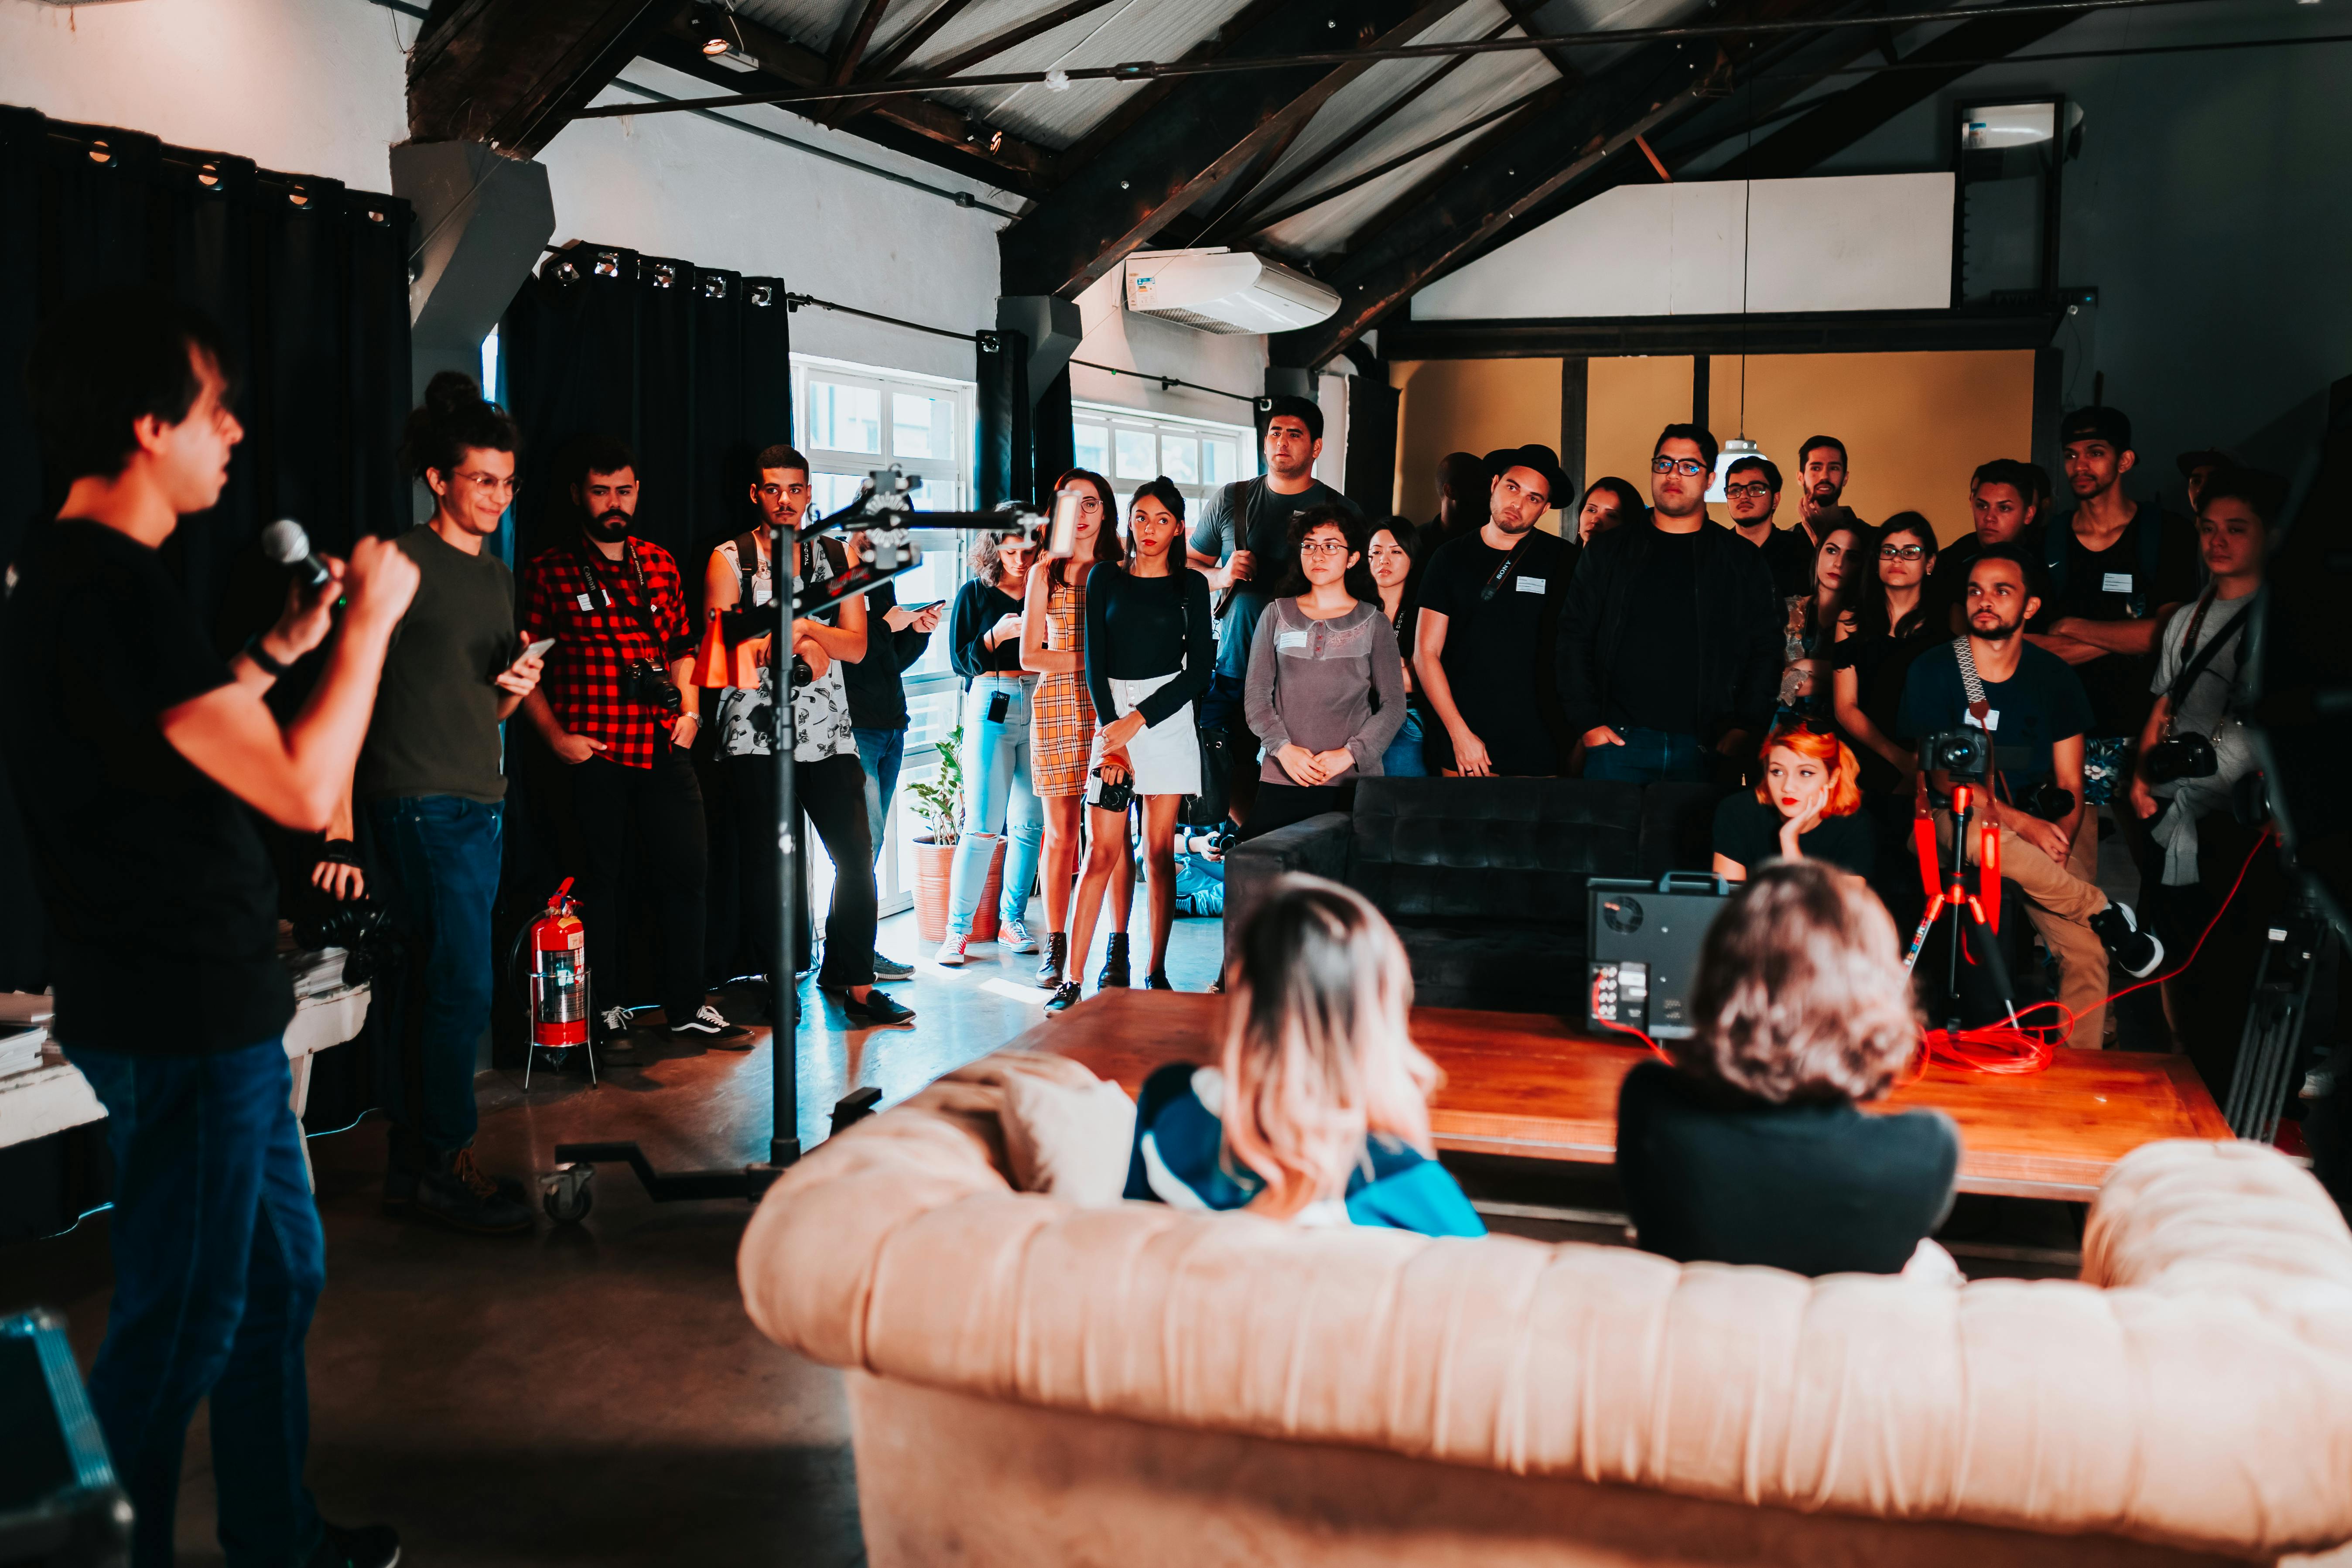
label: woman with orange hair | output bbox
[1710,721,1875,881]
[1122,874,1482,1236]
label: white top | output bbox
[712,534,857,763]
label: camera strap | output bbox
[1950,636,1993,726]
[573,538,670,658]
[2159,589,2249,739]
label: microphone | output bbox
[260,518,333,590]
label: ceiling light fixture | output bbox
[690,2,737,56]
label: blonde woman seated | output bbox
[1616,861,1959,1277]
[1122,875,1483,1237]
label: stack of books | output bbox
[0,992,52,1077]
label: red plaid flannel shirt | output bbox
[520,537,694,770]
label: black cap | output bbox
[1488,444,1568,507]
[2176,445,2235,477]
[2059,405,2132,451]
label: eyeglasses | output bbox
[1879,543,1928,560]
[1652,457,1708,477]
[1724,482,1773,500]
[454,471,520,497]
[1298,540,1350,559]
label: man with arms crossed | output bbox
[1412,444,1576,776]
[1897,547,2163,1047]
[6,294,412,1568]
[1560,425,1781,784]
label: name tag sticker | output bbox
[2102,571,2134,594]
[1515,575,1547,594]
[1275,629,1310,651]
[1964,709,2002,733]
[575,593,595,611]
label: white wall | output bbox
[0,0,409,191]
[1412,174,1955,320]
[1068,268,1268,429]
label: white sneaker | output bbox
[933,936,968,967]
[999,918,1039,954]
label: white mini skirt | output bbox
[1091,672,1202,798]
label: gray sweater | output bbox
[1242,598,1408,783]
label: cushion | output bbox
[1348,777,1643,925]
[941,1051,1136,1208]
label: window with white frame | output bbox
[790,355,979,916]
[1071,401,1258,518]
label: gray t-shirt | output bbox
[358,525,515,803]
[2149,590,2252,737]
[1188,477,1360,681]
[1241,598,1407,783]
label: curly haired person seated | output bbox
[1124,875,1483,1237]
[1617,861,1961,1278]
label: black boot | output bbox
[1036,931,1069,989]
[411,1147,534,1236]
[1044,980,1083,1015]
[1097,932,1131,990]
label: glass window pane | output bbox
[892,392,947,460]
[808,380,881,454]
[1161,434,1198,485]
[1203,438,1240,487]
[893,531,962,678]
[1114,427,1156,480]
[811,471,866,520]
[1073,422,1109,477]
[904,687,961,752]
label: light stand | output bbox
[1901,782,2026,1038]
[551,469,1057,1213]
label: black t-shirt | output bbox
[840,576,931,730]
[1413,529,1571,776]
[1084,567,1216,728]
[2039,506,2201,737]
[948,577,1023,683]
[1616,1060,1959,1277]
[1896,638,2094,793]
[1711,793,1877,880]
[0,519,295,1055]
[1756,523,1817,599]
[1604,529,1702,735]
[1838,618,1942,795]
[1189,478,1358,681]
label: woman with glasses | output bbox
[1241,507,1406,842]
[1051,478,1213,1008]
[1365,520,1428,777]
[1831,512,1941,796]
[1774,506,1865,728]
[933,530,1045,967]
[1019,468,1132,992]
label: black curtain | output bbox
[0,105,412,1239]
[492,246,792,1049]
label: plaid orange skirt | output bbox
[1031,573,1096,797]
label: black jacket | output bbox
[1556,518,1782,747]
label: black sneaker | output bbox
[2089,902,2165,979]
[1036,931,1068,989]
[410,1148,533,1236]
[671,1003,753,1046]
[307,1521,400,1568]
[593,1005,639,1063]
[1097,932,1131,990]
[871,950,915,980]
[837,987,916,1026]
[1044,981,1082,1015]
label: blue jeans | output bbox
[67,1036,325,1568]
[1583,725,1716,784]
[947,676,1045,937]
[366,795,501,1154]
[1380,709,1429,778]
[852,727,905,866]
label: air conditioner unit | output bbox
[1122,248,1340,335]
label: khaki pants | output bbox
[1937,811,2110,1048]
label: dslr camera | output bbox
[624,656,683,716]
[1919,727,1991,782]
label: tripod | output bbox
[1902,782,2030,1040]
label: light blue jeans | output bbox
[948,675,1046,937]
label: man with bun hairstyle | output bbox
[1412,443,1576,776]
[342,370,545,1233]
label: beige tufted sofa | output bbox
[740,1051,2352,1568]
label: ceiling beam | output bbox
[998,0,1476,300]
[1382,304,2062,358]
[841,0,1125,128]
[862,0,977,83]
[407,0,670,157]
[643,11,1055,190]
[1713,0,2090,178]
[1497,0,1586,85]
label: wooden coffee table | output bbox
[1013,990,2232,1203]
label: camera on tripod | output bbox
[1920,726,2075,821]
[624,656,682,716]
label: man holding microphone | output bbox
[7,293,414,1568]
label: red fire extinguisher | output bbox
[528,878,588,1049]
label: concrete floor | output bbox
[3,895,2080,1566]
[0,902,1224,1568]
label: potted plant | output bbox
[906,726,1004,946]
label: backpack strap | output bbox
[734,528,762,611]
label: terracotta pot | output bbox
[911,835,1006,947]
